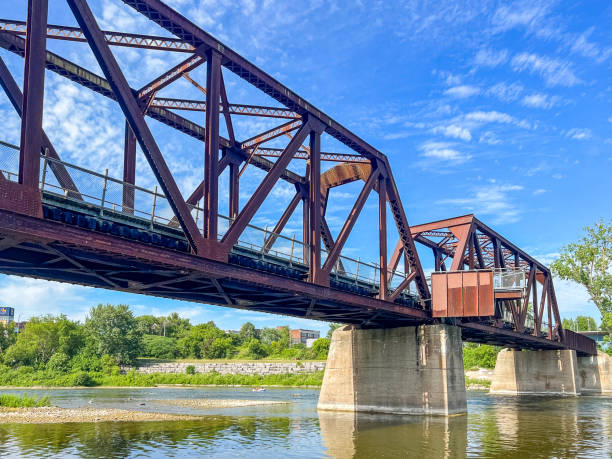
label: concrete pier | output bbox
[317,324,466,415]
[490,349,612,395]
[490,349,580,395]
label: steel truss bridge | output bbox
[0,0,595,355]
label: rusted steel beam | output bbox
[449,223,472,271]
[322,168,378,274]
[19,0,48,189]
[66,0,202,253]
[203,49,220,242]
[378,175,388,300]
[222,121,311,250]
[138,54,205,99]
[388,272,416,302]
[255,147,367,163]
[0,55,81,199]
[150,98,300,120]
[228,160,239,219]
[385,168,430,300]
[263,191,301,254]
[122,122,136,214]
[219,71,235,147]
[0,19,194,52]
[309,128,323,284]
[240,119,301,150]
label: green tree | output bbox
[141,334,177,359]
[462,343,500,369]
[85,304,142,364]
[260,327,281,345]
[562,318,577,331]
[135,315,160,335]
[0,323,17,354]
[177,321,228,359]
[307,338,330,360]
[576,315,598,331]
[327,323,342,339]
[551,220,612,317]
[239,322,258,343]
[3,315,84,368]
[160,312,191,339]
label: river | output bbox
[0,387,611,458]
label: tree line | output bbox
[0,304,334,375]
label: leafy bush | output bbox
[46,352,70,373]
[71,371,94,387]
[463,343,500,369]
[185,365,196,375]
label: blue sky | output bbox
[0,0,610,333]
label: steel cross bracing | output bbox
[0,0,595,355]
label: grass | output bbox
[0,365,324,388]
[0,394,50,407]
[465,377,491,389]
[135,358,326,364]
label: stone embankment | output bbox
[122,361,326,375]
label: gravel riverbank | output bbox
[0,407,202,424]
[154,399,290,409]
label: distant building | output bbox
[290,329,320,346]
[0,307,14,325]
[578,331,609,349]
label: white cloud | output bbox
[465,110,530,129]
[436,183,524,224]
[521,93,558,109]
[491,1,553,34]
[474,48,508,67]
[419,141,471,164]
[0,276,93,322]
[569,28,612,64]
[432,124,472,141]
[444,85,480,98]
[565,128,592,140]
[479,131,501,145]
[511,52,581,87]
[533,188,547,195]
[487,82,524,102]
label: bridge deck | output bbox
[0,197,593,354]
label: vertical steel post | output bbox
[229,158,239,219]
[122,121,136,214]
[19,0,48,188]
[204,49,221,241]
[378,175,388,300]
[308,129,322,284]
[302,191,310,265]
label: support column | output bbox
[490,349,580,395]
[203,49,221,241]
[19,0,48,188]
[318,324,466,415]
[577,351,612,394]
[122,122,136,213]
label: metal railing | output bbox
[0,141,415,294]
[493,267,528,290]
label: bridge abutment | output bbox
[490,348,582,395]
[317,324,466,415]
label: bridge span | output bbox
[0,0,603,415]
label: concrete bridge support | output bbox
[317,324,466,415]
[490,349,612,395]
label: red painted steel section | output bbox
[19,0,48,188]
[431,271,494,318]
